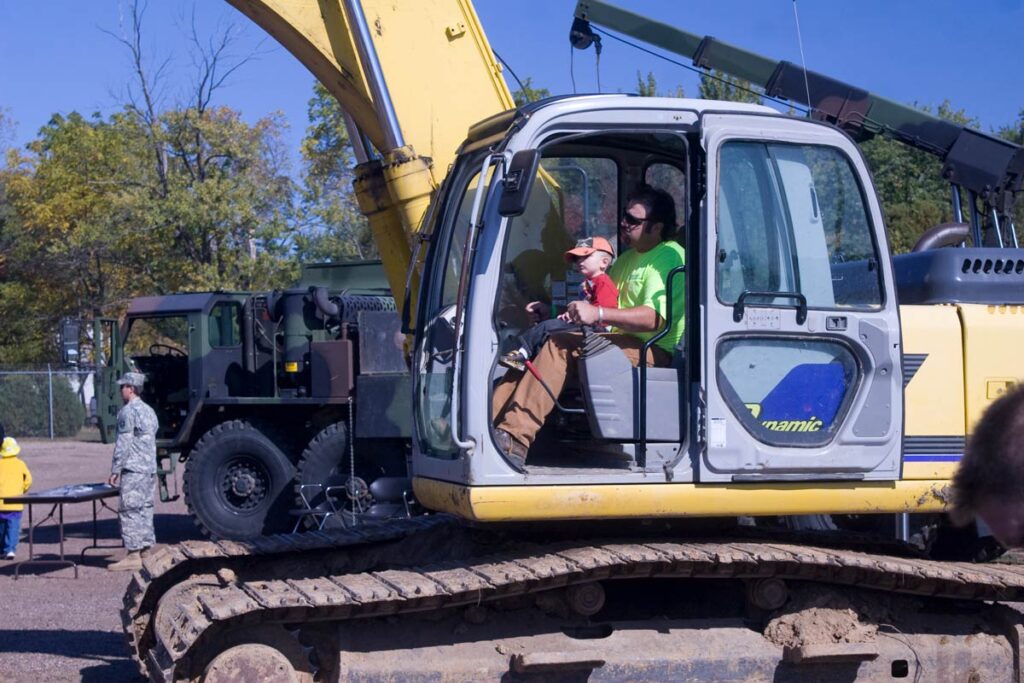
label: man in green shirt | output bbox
[493,185,685,468]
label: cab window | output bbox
[716,142,882,308]
[645,162,686,229]
[718,337,859,447]
[496,155,618,333]
[209,302,242,348]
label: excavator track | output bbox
[124,520,1024,681]
[122,515,459,679]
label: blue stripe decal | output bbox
[904,455,962,462]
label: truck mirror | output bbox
[498,150,541,217]
[60,318,81,366]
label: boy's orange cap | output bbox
[564,236,615,263]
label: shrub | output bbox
[0,373,86,438]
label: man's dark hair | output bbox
[0,422,5,443]
[626,184,678,240]
[951,384,1024,524]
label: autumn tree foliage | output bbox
[0,5,299,364]
[293,83,373,261]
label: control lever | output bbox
[580,324,613,358]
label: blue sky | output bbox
[2,0,1022,174]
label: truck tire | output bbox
[184,420,296,540]
[295,422,404,529]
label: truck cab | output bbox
[97,292,258,446]
[412,95,914,520]
[90,262,411,539]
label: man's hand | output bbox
[567,300,600,326]
[525,301,550,323]
[569,302,661,332]
[108,473,120,487]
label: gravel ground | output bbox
[0,439,201,682]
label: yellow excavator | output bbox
[122,1,1024,680]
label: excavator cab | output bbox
[412,96,910,522]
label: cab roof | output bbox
[464,93,778,150]
[127,293,244,316]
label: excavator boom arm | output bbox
[572,0,1024,220]
[224,0,517,304]
[227,0,514,173]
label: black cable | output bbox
[570,44,577,94]
[591,24,931,147]
[493,49,528,101]
[591,26,806,114]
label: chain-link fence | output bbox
[0,367,97,440]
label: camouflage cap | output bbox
[116,371,146,387]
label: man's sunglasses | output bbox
[621,212,649,227]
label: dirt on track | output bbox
[0,439,202,682]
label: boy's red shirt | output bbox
[582,272,619,308]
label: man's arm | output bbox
[566,300,660,332]
[109,407,133,483]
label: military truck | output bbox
[69,261,412,539]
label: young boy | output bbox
[501,236,619,371]
[0,427,32,560]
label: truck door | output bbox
[699,114,902,482]
[95,318,124,443]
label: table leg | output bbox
[81,495,124,560]
[58,504,64,560]
[13,502,78,579]
[27,503,34,560]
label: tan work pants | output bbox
[493,332,672,448]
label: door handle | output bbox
[733,290,807,325]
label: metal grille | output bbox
[338,294,396,325]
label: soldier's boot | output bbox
[108,550,143,572]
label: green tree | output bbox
[294,82,373,261]
[0,374,85,437]
[511,77,551,107]
[860,101,975,253]
[0,6,299,364]
[635,71,684,98]
[699,70,761,104]
[999,109,1024,145]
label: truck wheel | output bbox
[295,422,393,529]
[185,420,296,540]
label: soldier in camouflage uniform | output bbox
[107,371,159,571]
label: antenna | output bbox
[791,0,813,115]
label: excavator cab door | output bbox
[697,113,902,483]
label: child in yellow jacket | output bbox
[0,425,33,560]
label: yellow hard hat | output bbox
[0,437,21,458]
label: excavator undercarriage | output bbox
[125,517,1024,681]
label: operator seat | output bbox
[577,338,683,442]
